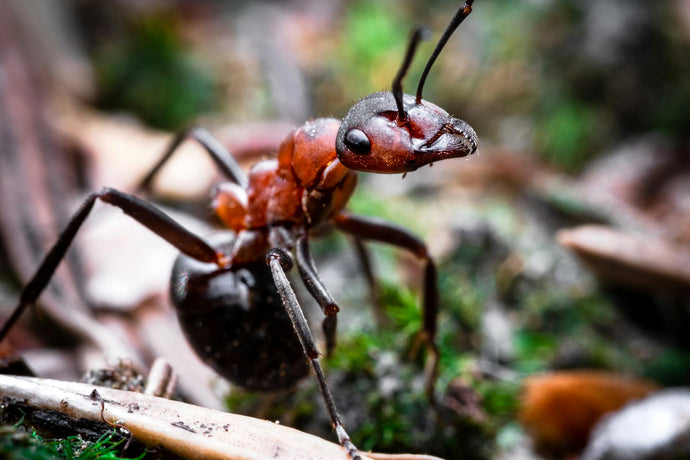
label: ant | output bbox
[0,1,477,458]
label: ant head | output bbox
[335,92,477,174]
[336,1,478,174]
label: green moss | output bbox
[354,390,428,452]
[326,280,421,373]
[0,426,141,460]
[513,331,556,374]
[475,379,521,420]
[0,426,61,460]
[327,332,385,375]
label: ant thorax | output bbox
[213,117,357,238]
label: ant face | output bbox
[336,91,477,174]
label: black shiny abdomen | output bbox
[170,235,309,392]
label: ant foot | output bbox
[335,424,362,460]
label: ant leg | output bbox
[295,235,339,357]
[0,187,225,342]
[350,237,388,327]
[136,126,248,191]
[333,212,439,399]
[266,248,361,460]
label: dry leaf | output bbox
[557,225,690,293]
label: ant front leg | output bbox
[266,248,361,460]
[0,187,225,342]
[333,212,440,400]
[137,126,248,191]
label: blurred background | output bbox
[1,0,689,459]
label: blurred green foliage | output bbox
[333,0,690,171]
[533,98,602,171]
[86,0,689,171]
[93,17,217,130]
[494,0,690,170]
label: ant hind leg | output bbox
[333,211,440,401]
[350,237,389,328]
[0,187,224,342]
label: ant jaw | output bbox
[412,117,478,167]
[392,119,477,173]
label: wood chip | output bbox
[0,375,442,460]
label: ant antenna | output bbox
[415,0,475,104]
[392,26,429,124]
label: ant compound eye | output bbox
[344,129,371,155]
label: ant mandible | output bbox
[0,2,477,458]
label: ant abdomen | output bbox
[170,234,309,392]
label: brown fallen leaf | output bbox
[557,225,690,294]
[0,375,443,460]
[519,370,659,458]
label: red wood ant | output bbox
[0,2,477,458]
